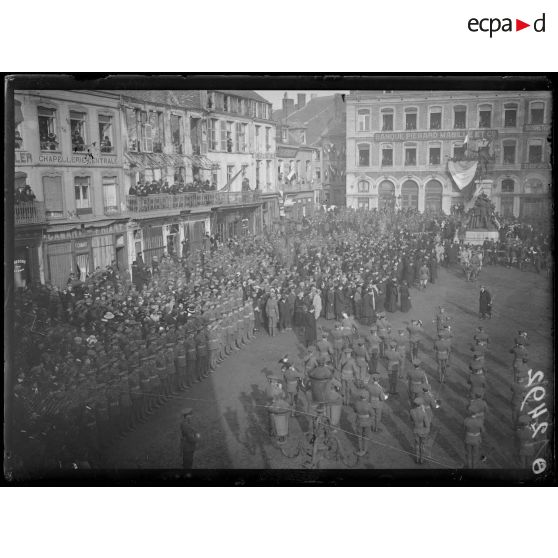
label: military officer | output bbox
[463,411,484,469]
[366,373,388,432]
[410,397,431,464]
[407,319,423,361]
[385,340,400,395]
[408,359,428,405]
[365,324,381,375]
[353,338,370,385]
[316,331,334,365]
[340,347,358,405]
[180,408,200,469]
[434,331,451,383]
[353,388,374,457]
[396,328,409,380]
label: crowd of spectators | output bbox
[8,204,551,473]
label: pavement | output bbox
[104,263,553,470]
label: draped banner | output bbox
[448,160,478,190]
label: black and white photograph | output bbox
[3,75,555,484]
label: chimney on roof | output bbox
[282,94,295,120]
[297,93,306,109]
[333,93,345,119]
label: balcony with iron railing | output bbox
[15,201,47,226]
[125,191,261,214]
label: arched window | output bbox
[357,109,370,132]
[501,179,515,193]
[357,180,370,193]
[425,179,443,212]
[401,180,418,209]
[379,180,395,209]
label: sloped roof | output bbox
[117,90,203,110]
[215,90,272,104]
[272,95,334,125]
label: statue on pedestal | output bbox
[465,192,497,230]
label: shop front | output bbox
[44,221,128,288]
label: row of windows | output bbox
[21,106,116,154]
[356,139,547,167]
[353,177,545,195]
[126,108,184,154]
[218,160,273,188]
[207,92,271,120]
[207,119,273,153]
[356,101,547,132]
[39,175,119,217]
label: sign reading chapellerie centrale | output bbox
[38,153,120,166]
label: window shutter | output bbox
[43,176,63,212]
[142,124,153,152]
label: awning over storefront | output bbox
[125,152,188,170]
[191,155,219,170]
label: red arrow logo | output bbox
[516,19,530,31]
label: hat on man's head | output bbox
[182,408,193,417]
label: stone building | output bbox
[345,90,552,218]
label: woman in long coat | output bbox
[361,287,377,326]
[304,306,318,347]
[399,280,412,313]
[265,292,280,336]
[325,284,335,320]
[479,286,492,319]
[293,292,306,329]
[384,278,398,313]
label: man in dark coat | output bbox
[479,286,492,320]
[384,278,398,313]
[180,408,200,468]
[399,280,411,313]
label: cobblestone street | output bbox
[104,264,553,470]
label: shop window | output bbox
[429,146,441,165]
[38,106,59,151]
[357,180,370,193]
[503,142,516,164]
[358,144,370,166]
[504,103,517,127]
[70,110,88,152]
[453,106,466,129]
[381,146,393,166]
[98,114,114,153]
[528,143,543,163]
[358,109,370,131]
[530,102,545,124]
[404,146,417,166]
[357,198,370,210]
[74,176,92,214]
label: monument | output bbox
[464,181,500,245]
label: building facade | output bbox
[203,90,276,237]
[14,90,128,289]
[12,89,276,289]
[345,91,552,218]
